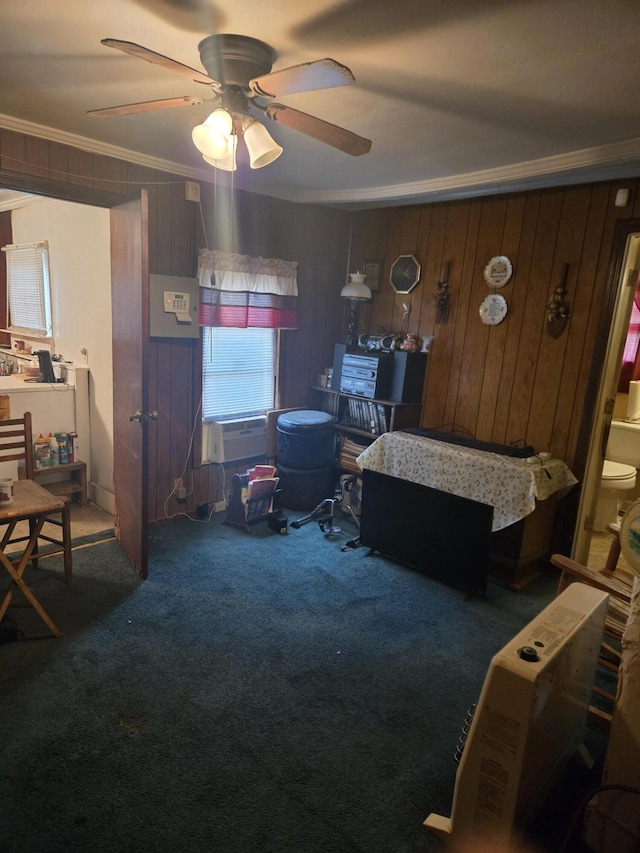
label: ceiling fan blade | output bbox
[264,104,371,156]
[87,96,204,118]
[130,0,225,34]
[249,58,355,98]
[101,38,219,87]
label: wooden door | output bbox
[110,192,150,578]
[573,226,640,564]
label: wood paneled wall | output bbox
[0,128,350,521]
[3,125,640,535]
[349,182,640,480]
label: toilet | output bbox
[595,419,640,531]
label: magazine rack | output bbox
[224,468,281,533]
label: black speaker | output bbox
[330,343,348,391]
[389,352,428,403]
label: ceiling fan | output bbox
[88,34,372,169]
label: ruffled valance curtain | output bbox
[198,249,298,329]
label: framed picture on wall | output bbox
[363,259,383,292]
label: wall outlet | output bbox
[214,499,227,513]
[176,486,187,501]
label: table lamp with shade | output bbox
[341,272,372,347]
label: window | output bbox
[202,326,277,421]
[1,241,52,337]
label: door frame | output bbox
[572,218,640,562]
[0,167,148,571]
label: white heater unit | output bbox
[425,583,609,848]
[205,417,266,464]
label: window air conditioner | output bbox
[206,417,266,464]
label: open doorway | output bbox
[0,189,114,543]
[574,229,640,569]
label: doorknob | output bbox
[129,411,158,423]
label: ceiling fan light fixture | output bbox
[202,134,238,172]
[243,117,283,169]
[204,108,234,135]
[192,108,235,158]
[192,125,228,159]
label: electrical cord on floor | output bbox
[162,397,202,521]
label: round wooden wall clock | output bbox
[390,254,421,294]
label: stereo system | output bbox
[331,344,427,403]
[339,352,393,399]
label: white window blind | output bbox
[202,326,277,421]
[2,241,52,337]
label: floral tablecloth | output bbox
[356,431,578,531]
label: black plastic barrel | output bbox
[277,462,337,511]
[277,410,335,469]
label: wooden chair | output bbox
[0,412,72,582]
[550,539,633,728]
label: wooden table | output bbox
[0,479,70,637]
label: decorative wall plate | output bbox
[479,293,508,325]
[484,255,513,288]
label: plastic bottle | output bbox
[35,434,50,469]
[48,432,59,466]
[55,433,69,465]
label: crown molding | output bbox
[0,190,45,211]
[297,138,640,208]
[0,113,212,183]
[1,113,640,209]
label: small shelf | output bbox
[311,386,421,436]
[310,385,422,473]
[18,460,88,505]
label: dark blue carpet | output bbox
[0,512,608,852]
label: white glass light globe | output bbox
[204,108,233,135]
[192,125,229,159]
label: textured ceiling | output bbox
[1,0,640,208]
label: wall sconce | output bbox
[192,108,283,170]
[546,262,571,338]
[341,273,372,348]
[434,260,452,325]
